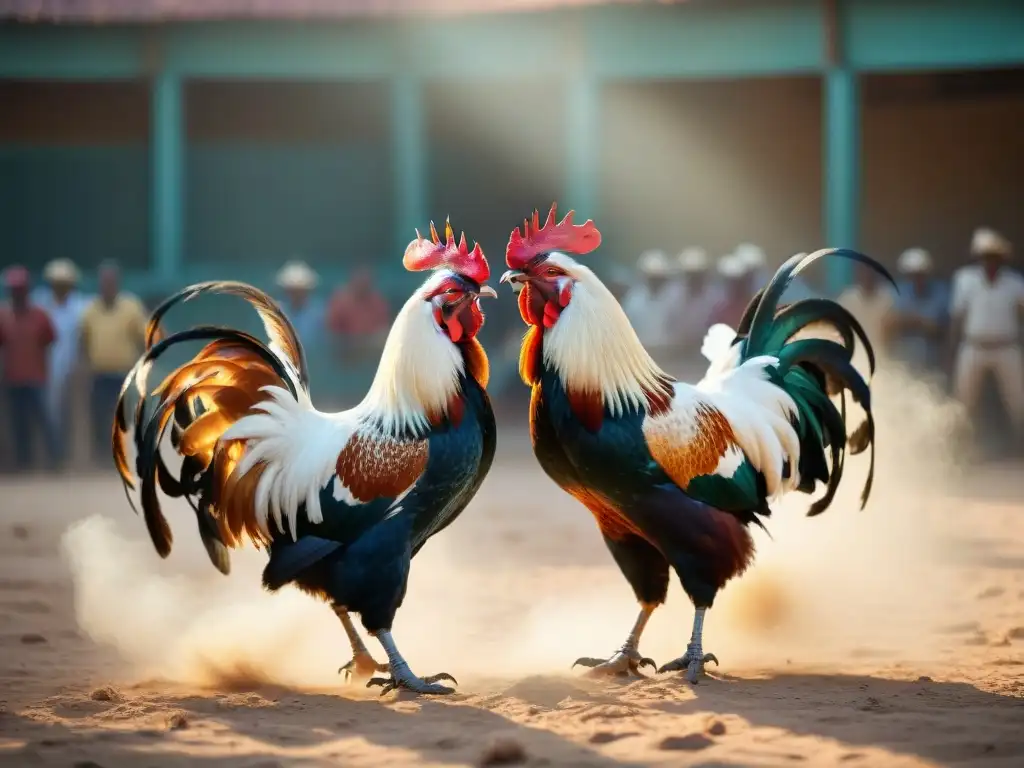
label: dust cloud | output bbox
[62,362,974,690]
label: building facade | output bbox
[2,0,1024,296]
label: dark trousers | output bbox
[90,373,125,467]
[5,384,60,471]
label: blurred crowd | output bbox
[1,225,1022,474]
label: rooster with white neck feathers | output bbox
[112,221,496,695]
[501,204,893,684]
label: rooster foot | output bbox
[366,669,458,696]
[338,652,390,682]
[658,647,719,684]
[573,647,657,678]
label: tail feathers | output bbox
[733,248,894,517]
[145,280,308,389]
[113,282,309,572]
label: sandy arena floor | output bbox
[1,374,1023,767]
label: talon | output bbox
[423,672,458,686]
[572,657,606,669]
[703,653,719,667]
[639,657,657,670]
[366,676,391,689]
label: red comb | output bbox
[403,219,490,284]
[505,203,602,269]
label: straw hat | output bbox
[275,259,319,290]
[896,247,932,275]
[637,250,676,277]
[970,228,1011,258]
[677,247,710,273]
[43,258,80,285]
[733,243,766,270]
[717,253,749,279]
[3,265,29,289]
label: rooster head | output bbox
[404,220,496,343]
[499,203,602,329]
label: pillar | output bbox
[565,75,600,221]
[150,71,184,281]
[823,66,860,295]
[391,75,427,255]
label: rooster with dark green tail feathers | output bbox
[501,204,895,684]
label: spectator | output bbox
[949,228,1024,450]
[673,247,720,359]
[32,258,91,463]
[621,250,685,352]
[887,248,948,375]
[838,261,897,359]
[276,259,325,350]
[709,254,752,328]
[80,262,148,467]
[0,266,59,471]
[327,267,391,363]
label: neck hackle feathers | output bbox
[506,203,602,269]
[405,219,490,284]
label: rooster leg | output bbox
[365,629,457,696]
[334,606,389,682]
[573,603,658,677]
[658,607,719,684]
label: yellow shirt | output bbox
[81,294,147,374]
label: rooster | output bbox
[500,204,892,684]
[112,222,497,695]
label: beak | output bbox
[477,285,498,299]
[500,269,526,285]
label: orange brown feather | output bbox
[644,404,738,490]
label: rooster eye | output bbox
[545,268,561,277]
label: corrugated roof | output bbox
[0,0,667,23]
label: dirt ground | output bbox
[1,376,1023,768]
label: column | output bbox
[823,66,859,295]
[150,71,184,281]
[565,75,600,221]
[391,75,427,255]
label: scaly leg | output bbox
[658,607,719,684]
[365,629,458,696]
[334,605,389,682]
[573,603,658,677]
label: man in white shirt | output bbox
[838,261,897,365]
[31,259,91,467]
[949,227,1024,447]
[621,250,686,353]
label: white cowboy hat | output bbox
[43,258,80,284]
[970,228,1012,258]
[717,253,749,279]
[677,247,710,273]
[733,243,766,270]
[275,259,319,289]
[637,250,675,277]
[897,247,932,274]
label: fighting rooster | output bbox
[112,223,496,695]
[500,204,891,684]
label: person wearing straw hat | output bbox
[621,249,685,351]
[887,247,948,375]
[32,258,91,462]
[673,247,721,363]
[0,265,59,472]
[949,227,1024,449]
[276,259,326,350]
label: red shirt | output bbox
[0,304,55,385]
[327,287,391,337]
